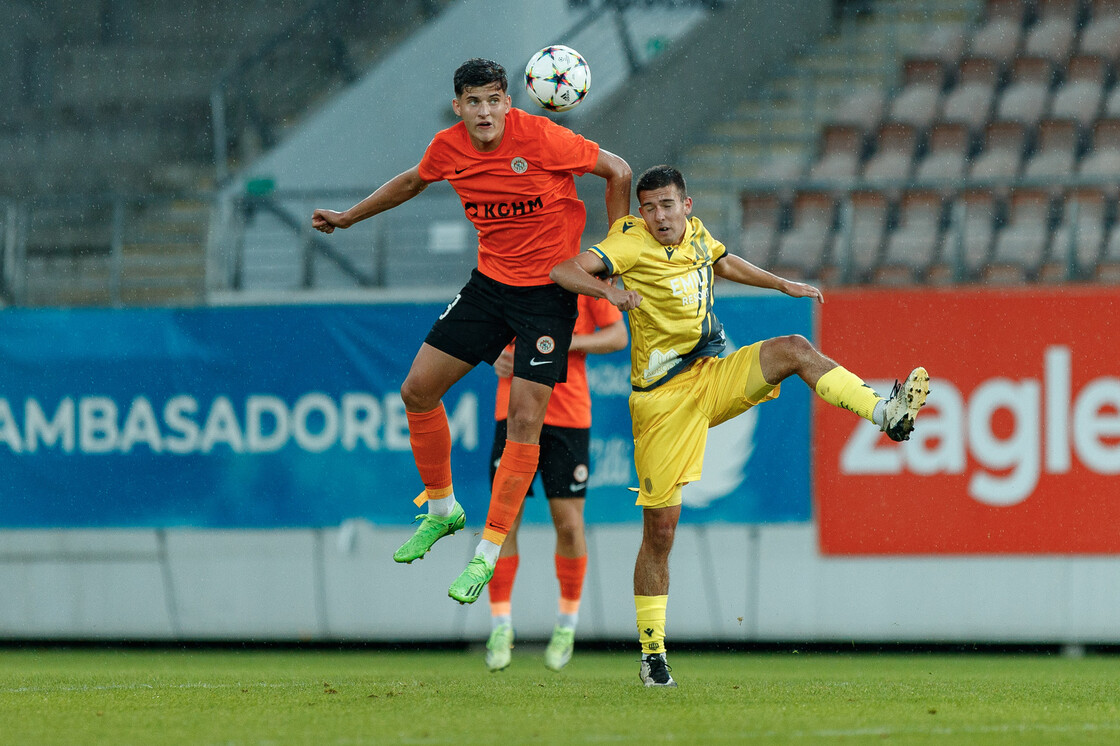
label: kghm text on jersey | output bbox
[464,195,544,220]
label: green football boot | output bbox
[448,554,495,604]
[485,623,514,672]
[392,503,466,563]
[544,625,575,671]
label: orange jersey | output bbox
[417,107,600,286]
[494,295,623,429]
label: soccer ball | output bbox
[524,45,591,113]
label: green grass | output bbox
[2,647,1119,745]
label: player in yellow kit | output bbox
[550,165,929,687]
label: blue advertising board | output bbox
[0,298,811,528]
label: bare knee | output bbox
[761,334,825,383]
[642,515,677,556]
[400,376,438,412]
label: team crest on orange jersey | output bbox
[536,335,555,354]
[510,157,528,173]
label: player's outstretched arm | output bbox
[550,252,642,311]
[713,254,824,304]
[591,148,633,226]
[312,165,429,233]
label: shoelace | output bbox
[646,657,673,682]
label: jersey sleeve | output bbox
[534,117,600,175]
[417,133,452,182]
[589,216,644,275]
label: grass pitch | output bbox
[1,647,1118,745]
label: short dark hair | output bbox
[453,58,508,96]
[636,165,687,199]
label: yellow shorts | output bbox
[629,342,780,509]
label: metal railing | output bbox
[210,0,450,184]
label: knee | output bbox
[776,334,816,361]
[400,377,436,412]
[643,517,677,554]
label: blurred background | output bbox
[2,0,1119,649]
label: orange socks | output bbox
[488,555,520,618]
[482,440,539,545]
[555,554,587,615]
[405,405,453,500]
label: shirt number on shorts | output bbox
[439,293,462,320]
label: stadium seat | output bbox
[826,189,888,284]
[1103,82,1120,117]
[862,123,918,193]
[1022,118,1080,190]
[1077,117,1120,194]
[1079,0,1120,62]
[912,23,971,69]
[934,188,1000,282]
[739,191,784,267]
[968,0,1027,66]
[1097,219,1120,280]
[1049,55,1107,126]
[875,189,944,284]
[1043,187,1108,280]
[913,122,972,191]
[940,56,1001,132]
[887,58,946,132]
[985,188,1053,283]
[829,86,886,136]
[771,191,835,279]
[1022,0,1080,63]
[969,120,1027,182]
[807,124,864,187]
[995,56,1055,129]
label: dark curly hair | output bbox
[453,58,508,96]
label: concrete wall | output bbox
[5,523,1120,644]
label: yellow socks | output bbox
[814,366,881,423]
[635,595,668,655]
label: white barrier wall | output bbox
[4,523,1120,644]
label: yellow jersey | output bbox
[590,215,727,391]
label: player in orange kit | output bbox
[484,294,626,672]
[312,58,631,604]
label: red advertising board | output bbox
[815,286,1120,555]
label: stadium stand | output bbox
[2,0,451,306]
[719,0,1120,286]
